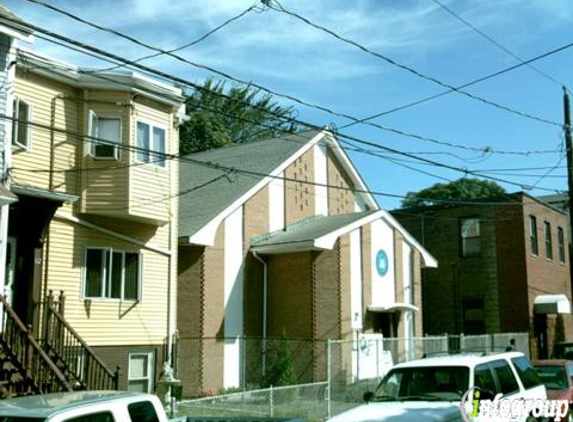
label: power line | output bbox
[16,0,564,156]
[429,0,564,88]
[3,111,562,208]
[267,0,562,128]
[340,40,573,130]
[5,17,565,192]
[10,29,563,195]
[79,4,257,74]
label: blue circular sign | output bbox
[376,250,388,277]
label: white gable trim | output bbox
[186,129,379,247]
[316,209,437,267]
[324,133,378,211]
[251,210,437,268]
[187,130,328,246]
[314,211,385,250]
[379,208,438,268]
[0,23,34,43]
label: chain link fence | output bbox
[176,383,328,421]
[174,332,529,421]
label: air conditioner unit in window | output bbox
[93,143,118,159]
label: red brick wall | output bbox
[266,252,313,338]
[93,344,165,392]
[520,195,573,357]
[201,224,225,392]
[177,245,204,396]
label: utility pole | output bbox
[563,87,573,295]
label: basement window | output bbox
[84,247,141,301]
[128,352,154,394]
[11,96,32,149]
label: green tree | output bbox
[266,332,296,387]
[179,78,299,154]
[401,178,506,208]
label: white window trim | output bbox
[82,246,142,302]
[128,352,154,394]
[11,96,32,150]
[135,119,168,169]
[87,110,122,161]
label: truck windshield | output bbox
[372,366,469,402]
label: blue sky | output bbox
[4,0,573,209]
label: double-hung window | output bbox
[544,221,553,260]
[11,97,32,149]
[136,121,166,168]
[460,218,480,257]
[128,352,154,393]
[84,247,141,301]
[88,110,121,160]
[530,216,538,256]
[558,226,566,264]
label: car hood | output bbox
[327,401,462,422]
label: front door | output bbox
[4,236,16,306]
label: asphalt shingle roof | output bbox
[179,129,324,238]
[251,210,378,249]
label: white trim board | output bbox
[185,129,378,247]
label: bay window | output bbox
[136,121,166,168]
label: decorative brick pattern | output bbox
[285,149,315,225]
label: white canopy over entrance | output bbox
[368,303,420,313]
[533,294,571,314]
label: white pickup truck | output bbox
[0,390,182,422]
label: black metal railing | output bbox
[0,295,72,395]
[41,291,119,390]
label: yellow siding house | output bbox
[7,48,184,392]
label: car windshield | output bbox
[371,366,469,402]
[534,365,569,390]
[0,419,46,422]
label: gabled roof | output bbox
[179,128,379,245]
[251,211,377,253]
[250,210,438,267]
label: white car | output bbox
[328,351,548,422]
[0,390,178,422]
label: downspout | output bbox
[252,251,267,378]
